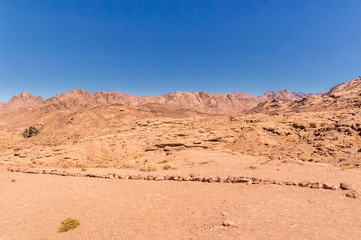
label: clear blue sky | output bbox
[1,0,361,102]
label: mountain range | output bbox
[0,88,321,115]
[1,76,361,120]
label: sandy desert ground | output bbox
[1,77,361,239]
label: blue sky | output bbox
[1,0,361,102]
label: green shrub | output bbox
[22,126,39,138]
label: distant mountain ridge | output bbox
[250,77,361,113]
[1,89,320,114]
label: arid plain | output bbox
[1,77,361,239]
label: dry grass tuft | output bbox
[163,165,172,170]
[141,164,158,172]
[299,155,309,161]
[158,160,169,164]
[58,218,80,233]
[199,161,209,165]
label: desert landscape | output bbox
[1,77,361,239]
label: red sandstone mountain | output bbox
[257,90,300,103]
[41,89,257,114]
[6,92,44,109]
[0,88,322,116]
[292,92,322,98]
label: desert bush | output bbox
[163,165,172,170]
[140,164,158,172]
[249,166,257,170]
[22,126,39,138]
[58,218,80,232]
[176,146,187,151]
[299,155,309,161]
[158,160,169,164]
[76,165,87,171]
[122,163,136,169]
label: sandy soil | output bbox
[1,104,361,239]
[1,167,361,240]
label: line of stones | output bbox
[7,167,359,198]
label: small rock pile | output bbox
[7,167,358,198]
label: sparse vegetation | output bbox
[140,164,158,172]
[163,164,172,170]
[58,218,80,232]
[158,160,169,164]
[199,161,209,165]
[176,146,187,151]
[11,179,16,182]
[299,155,309,161]
[22,126,39,138]
[122,163,136,169]
[249,166,257,170]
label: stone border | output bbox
[7,167,359,198]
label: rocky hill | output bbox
[288,76,361,112]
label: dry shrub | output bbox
[58,218,80,233]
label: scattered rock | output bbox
[340,182,352,190]
[154,176,164,181]
[321,183,333,190]
[298,181,310,187]
[222,220,237,227]
[155,143,185,148]
[310,182,321,189]
[285,181,296,186]
[346,190,359,199]
[205,137,222,142]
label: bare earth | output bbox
[2,167,361,240]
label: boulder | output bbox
[340,182,352,190]
[346,190,359,199]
